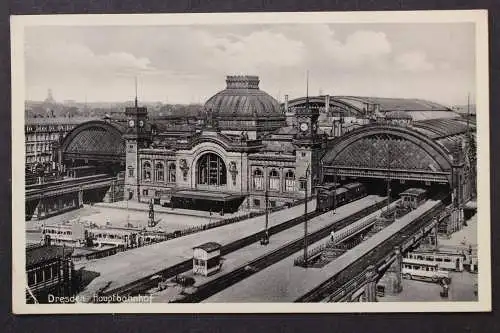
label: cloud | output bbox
[395,51,435,72]
[26,39,158,81]
[23,24,475,105]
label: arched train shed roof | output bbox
[60,120,126,163]
[322,119,470,184]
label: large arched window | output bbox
[285,170,295,192]
[253,168,264,191]
[197,153,227,186]
[155,162,164,182]
[269,169,280,191]
[143,161,152,180]
[168,163,176,183]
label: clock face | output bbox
[128,119,135,128]
[139,120,144,128]
[300,122,309,132]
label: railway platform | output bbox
[205,199,443,303]
[151,195,385,302]
[76,198,319,300]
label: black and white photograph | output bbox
[11,10,490,313]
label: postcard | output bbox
[11,10,490,313]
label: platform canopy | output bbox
[171,190,247,214]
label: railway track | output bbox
[172,199,389,303]
[296,197,446,302]
[96,197,385,301]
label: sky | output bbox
[24,23,476,106]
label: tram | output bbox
[402,258,451,284]
[405,251,464,272]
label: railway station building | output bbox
[54,75,476,221]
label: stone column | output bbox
[31,200,41,221]
[364,265,377,302]
[324,95,330,114]
[78,187,84,208]
[391,247,403,294]
[432,223,439,250]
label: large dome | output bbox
[205,76,283,119]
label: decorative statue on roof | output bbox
[228,161,238,186]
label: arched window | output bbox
[197,153,226,186]
[168,163,176,183]
[269,169,280,191]
[155,162,164,182]
[143,161,152,180]
[285,170,295,192]
[253,168,264,191]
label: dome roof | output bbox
[205,76,283,119]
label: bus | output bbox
[402,259,451,284]
[405,251,464,272]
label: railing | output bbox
[296,199,445,302]
[150,197,311,243]
[294,200,401,267]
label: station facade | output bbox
[124,75,324,212]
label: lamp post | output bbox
[261,170,270,245]
[303,164,311,267]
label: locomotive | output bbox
[316,182,367,212]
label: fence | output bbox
[146,197,310,242]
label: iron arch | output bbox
[322,124,454,183]
[61,120,126,163]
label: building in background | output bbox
[25,242,75,304]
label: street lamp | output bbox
[303,164,311,267]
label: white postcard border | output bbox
[11,9,491,314]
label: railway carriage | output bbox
[316,182,367,212]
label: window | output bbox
[269,169,280,191]
[27,271,36,286]
[128,167,134,177]
[44,266,52,280]
[285,170,295,192]
[270,200,276,208]
[143,161,152,180]
[254,199,261,207]
[299,179,307,191]
[143,189,149,196]
[35,270,44,284]
[253,168,264,191]
[197,153,226,186]
[155,162,164,181]
[168,163,176,183]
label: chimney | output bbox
[325,95,330,114]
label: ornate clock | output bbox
[300,122,309,132]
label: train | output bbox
[316,182,367,212]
